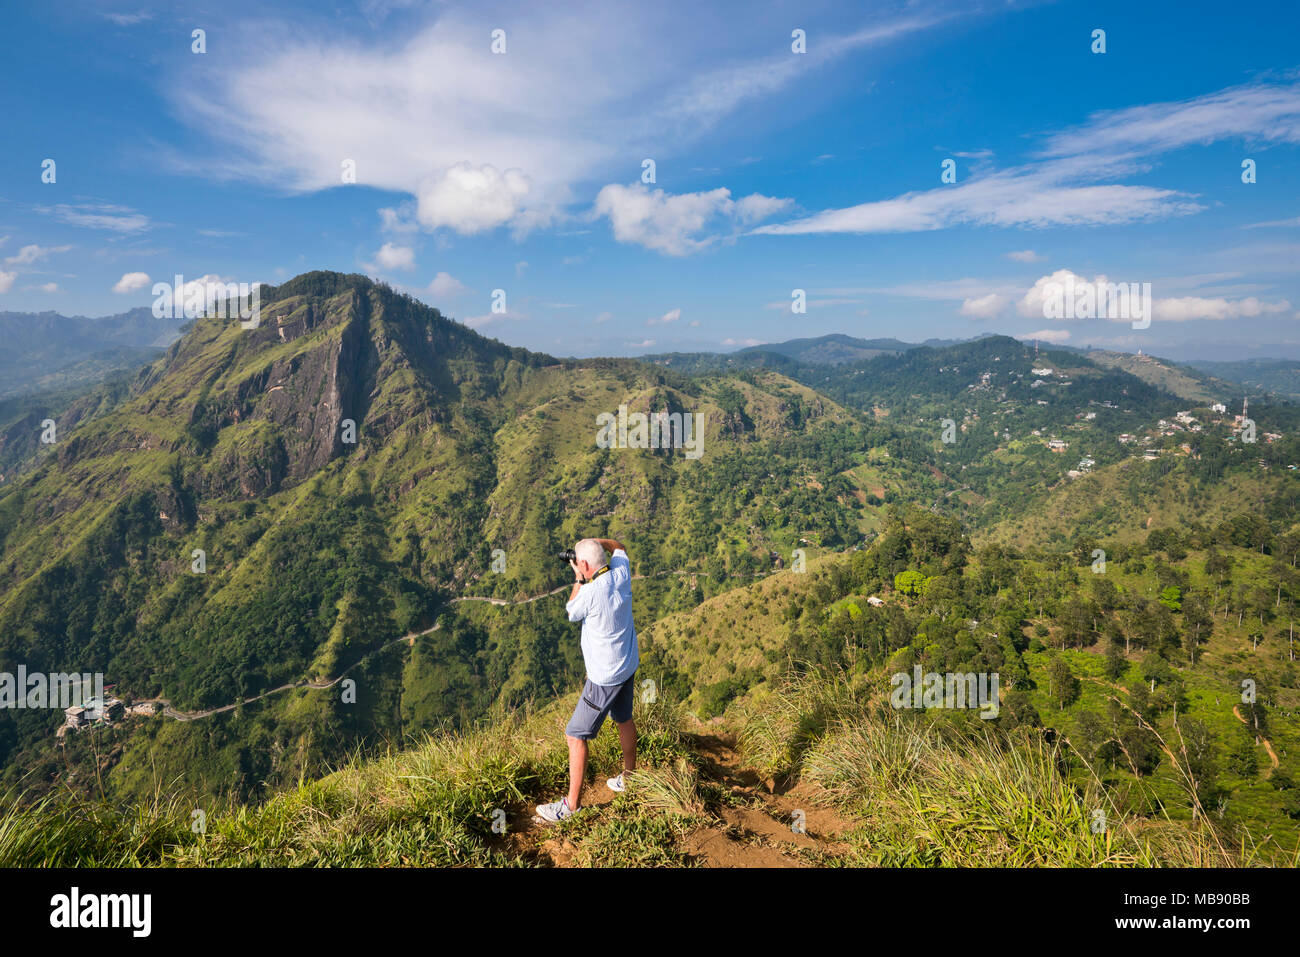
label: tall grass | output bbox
[739,668,1242,867]
[0,690,688,868]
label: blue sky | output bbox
[1,0,1298,360]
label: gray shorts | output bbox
[565,673,636,740]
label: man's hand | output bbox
[570,559,584,582]
[594,538,625,557]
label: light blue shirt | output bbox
[565,548,639,686]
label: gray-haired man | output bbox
[535,537,639,823]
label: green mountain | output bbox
[644,332,960,373]
[2,271,1297,865]
[1189,358,1300,401]
[737,333,916,365]
[0,272,898,802]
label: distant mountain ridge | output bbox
[647,333,1295,408]
[1188,358,1300,401]
[0,306,188,398]
[644,332,982,372]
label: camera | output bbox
[557,548,577,564]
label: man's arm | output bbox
[594,538,625,557]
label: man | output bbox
[535,537,639,823]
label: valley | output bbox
[0,271,1296,865]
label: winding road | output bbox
[127,562,801,722]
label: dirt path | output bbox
[1233,705,1280,771]
[678,728,853,867]
[503,723,855,868]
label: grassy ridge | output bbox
[0,668,1257,867]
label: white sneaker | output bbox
[607,772,630,792]
[535,797,579,823]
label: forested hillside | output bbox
[1,271,1296,858]
[0,273,926,802]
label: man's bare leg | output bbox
[616,718,637,773]
[566,734,587,809]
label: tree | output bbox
[1045,656,1078,708]
[1181,594,1213,666]
[1158,585,1182,612]
[1204,548,1233,615]
[1225,726,1259,777]
[1104,640,1127,680]
[893,569,925,596]
[1178,718,1218,812]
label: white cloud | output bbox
[38,282,59,293]
[1242,216,1300,229]
[1018,268,1293,322]
[416,163,541,236]
[757,78,1300,237]
[647,308,681,326]
[175,274,245,312]
[1018,270,1086,318]
[1020,329,1071,344]
[753,171,1196,235]
[594,311,612,323]
[1153,296,1292,322]
[1006,249,1044,263]
[627,338,656,348]
[0,272,15,294]
[379,206,418,233]
[722,337,765,347]
[515,261,528,278]
[1036,79,1300,160]
[733,193,794,224]
[38,203,150,233]
[368,243,416,272]
[104,11,153,26]
[960,293,1008,319]
[113,271,151,293]
[4,244,72,266]
[428,271,467,298]
[594,183,789,255]
[764,296,863,310]
[164,7,952,241]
